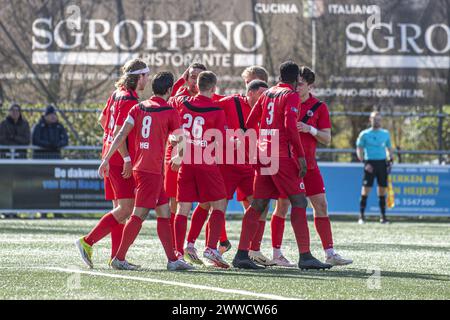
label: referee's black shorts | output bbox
[362,160,388,188]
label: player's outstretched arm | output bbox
[171,65,191,97]
[98,122,134,178]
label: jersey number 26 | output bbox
[182,114,205,139]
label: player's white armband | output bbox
[309,126,318,136]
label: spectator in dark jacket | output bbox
[0,104,31,158]
[32,105,69,159]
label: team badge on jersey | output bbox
[291,107,299,113]
[300,182,305,190]
[307,110,314,117]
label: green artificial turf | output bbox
[0,218,449,300]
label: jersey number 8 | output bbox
[141,116,152,139]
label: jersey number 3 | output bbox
[266,102,274,125]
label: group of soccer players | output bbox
[75,58,353,271]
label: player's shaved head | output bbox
[279,60,300,84]
[370,111,381,119]
[246,80,268,94]
[370,111,382,128]
[197,71,217,92]
[152,72,174,96]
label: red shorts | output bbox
[303,167,326,197]
[104,165,135,201]
[253,158,305,199]
[164,162,178,198]
[133,171,168,209]
[177,164,227,203]
[219,164,254,201]
[278,167,326,199]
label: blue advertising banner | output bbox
[226,163,450,216]
[1,161,449,216]
[319,163,450,216]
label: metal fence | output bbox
[0,145,101,160]
[1,145,448,164]
[1,106,448,164]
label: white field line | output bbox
[43,267,299,300]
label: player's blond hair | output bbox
[115,58,148,91]
[241,66,269,83]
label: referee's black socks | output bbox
[379,195,386,218]
[359,195,368,218]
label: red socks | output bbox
[271,214,285,249]
[270,214,334,251]
[220,219,228,243]
[238,206,261,251]
[250,220,266,251]
[174,214,188,255]
[186,206,209,244]
[115,215,143,261]
[314,216,334,250]
[157,217,178,262]
[290,207,310,254]
[84,212,119,246]
[170,212,176,249]
[110,223,125,259]
[206,210,225,249]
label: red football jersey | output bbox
[165,88,224,163]
[217,94,252,165]
[102,87,139,166]
[246,83,305,159]
[178,95,227,166]
[298,94,331,170]
[126,96,180,174]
